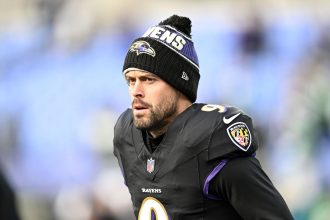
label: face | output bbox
[125,70,180,131]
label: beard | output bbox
[132,94,179,131]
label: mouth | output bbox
[134,105,147,110]
[133,104,149,115]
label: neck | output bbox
[149,125,169,138]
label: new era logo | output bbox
[182,71,189,81]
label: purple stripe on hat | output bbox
[203,159,229,200]
[163,25,199,66]
[181,41,199,66]
[142,25,199,68]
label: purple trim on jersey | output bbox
[203,159,229,200]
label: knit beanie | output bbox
[122,15,200,102]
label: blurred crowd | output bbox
[0,0,330,219]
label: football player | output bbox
[113,15,293,220]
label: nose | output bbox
[130,80,144,98]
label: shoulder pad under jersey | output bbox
[113,109,133,157]
[113,109,132,141]
[113,109,135,182]
[197,104,258,161]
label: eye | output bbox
[126,77,136,86]
[141,76,155,83]
[146,77,154,82]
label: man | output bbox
[113,15,293,219]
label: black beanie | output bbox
[123,15,200,102]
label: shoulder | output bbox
[114,109,133,131]
[192,103,258,160]
[188,103,239,125]
[113,109,133,143]
[192,103,243,120]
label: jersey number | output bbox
[201,104,226,113]
[138,197,169,220]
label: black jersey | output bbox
[113,103,293,220]
[0,169,21,220]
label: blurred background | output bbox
[0,0,330,219]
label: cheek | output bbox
[152,90,166,102]
[155,91,176,107]
[147,85,176,106]
[129,88,136,99]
